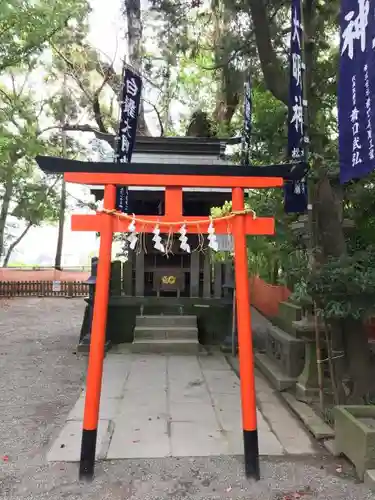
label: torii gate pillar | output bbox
[79,184,116,479]
[232,187,259,478]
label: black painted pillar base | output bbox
[243,429,260,480]
[79,429,98,480]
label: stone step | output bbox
[131,339,201,354]
[136,315,197,328]
[133,326,199,341]
[255,352,296,391]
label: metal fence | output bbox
[0,281,89,298]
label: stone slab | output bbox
[67,394,121,421]
[226,356,318,455]
[199,354,230,371]
[226,429,284,455]
[48,352,321,461]
[107,418,170,459]
[281,392,334,440]
[135,315,197,328]
[258,400,317,454]
[47,420,110,462]
[364,469,375,490]
[169,401,217,424]
[203,369,240,395]
[131,339,201,354]
[323,438,339,456]
[170,422,227,456]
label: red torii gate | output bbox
[36,155,305,481]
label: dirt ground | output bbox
[0,298,374,500]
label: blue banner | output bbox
[115,67,142,212]
[284,0,308,214]
[339,0,375,184]
[241,78,252,166]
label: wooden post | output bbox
[190,249,200,298]
[122,259,133,296]
[110,260,122,296]
[232,187,259,480]
[213,262,223,299]
[135,250,145,297]
[203,251,211,299]
[79,184,115,480]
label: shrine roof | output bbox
[93,135,240,157]
[36,156,307,181]
[131,136,230,156]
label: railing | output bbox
[250,275,375,342]
[0,281,89,298]
[250,275,291,317]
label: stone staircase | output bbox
[131,315,201,354]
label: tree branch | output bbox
[0,19,70,72]
[143,98,164,136]
[2,222,33,267]
[62,124,115,147]
[248,0,288,104]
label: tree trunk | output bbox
[0,176,13,260]
[342,318,374,404]
[248,0,288,104]
[54,178,66,270]
[124,0,150,136]
[211,0,241,132]
[315,174,347,259]
[328,320,348,404]
[3,222,33,267]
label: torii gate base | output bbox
[64,170,283,482]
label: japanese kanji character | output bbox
[292,53,302,86]
[292,8,301,49]
[121,119,132,137]
[352,150,362,165]
[353,136,362,150]
[123,95,137,119]
[290,95,303,134]
[341,0,369,60]
[294,182,301,195]
[121,135,130,153]
[351,107,360,122]
[126,77,139,97]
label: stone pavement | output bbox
[48,351,318,462]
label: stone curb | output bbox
[226,354,335,453]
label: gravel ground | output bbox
[0,298,374,500]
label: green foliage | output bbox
[308,250,375,320]
[0,0,90,72]
[0,0,91,262]
[288,248,375,320]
